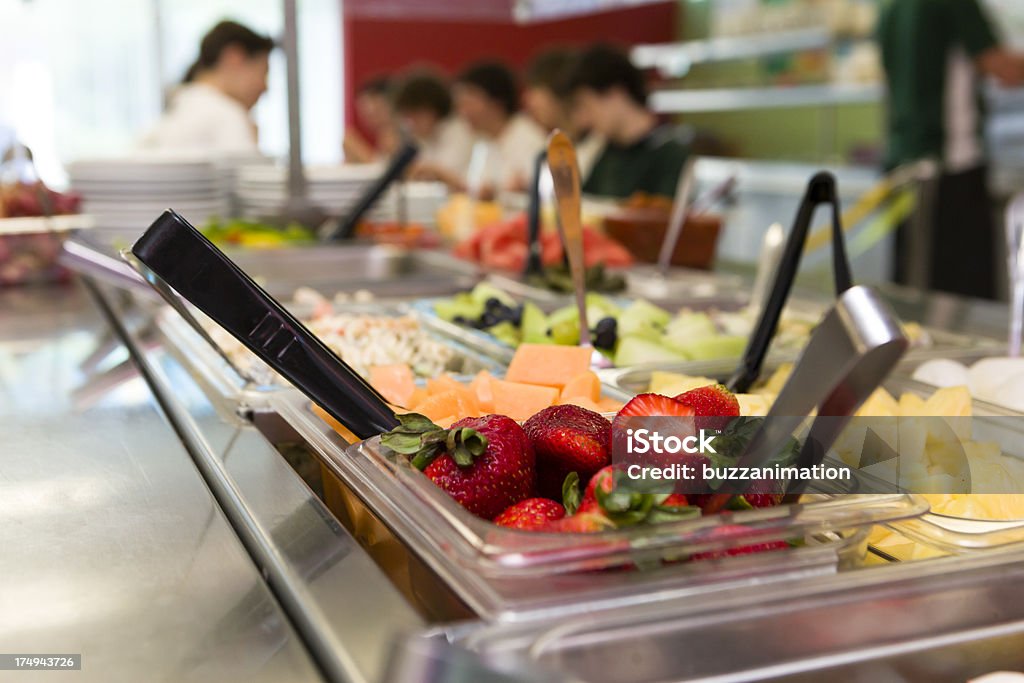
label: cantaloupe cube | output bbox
[369,364,416,408]
[469,371,497,412]
[491,380,559,421]
[434,415,457,428]
[406,387,428,410]
[427,373,465,396]
[415,390,463,422]
[505,344,593,388]
[560,371,601,403]
[598,397,625,413]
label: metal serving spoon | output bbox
[547,131,612,370]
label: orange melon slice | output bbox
[491,380,559,421]
[505,344,594,388]
[414,390,463,422]
[426,373,464,396]
[406,387,428,411]
[469,371,497,413]
[559,371,601,403]
[598,397,625,413]
[369,364,416,408]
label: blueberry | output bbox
[593,330,617,350]
[595,317,617,334]
[453,315,467,325]
[480,312,499,328]
[485,297,503,311]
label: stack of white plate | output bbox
[236,164,384,219]
[68,156,228,236]
[366,181,448,225]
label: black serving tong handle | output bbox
[327,139,420,241]
[523,149,548,278]
[726,171,853,394]
[132,210,399,439]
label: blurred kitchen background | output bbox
[3,0,1024,294]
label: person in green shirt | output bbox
[879,0,1024,299]
[564,44,689,199]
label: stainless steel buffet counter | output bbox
[8,248,1024,682]
[0,284,323,682]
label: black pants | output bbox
[893,165,996,300]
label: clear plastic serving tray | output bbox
[603,359,1024,557]
[155,300,507,409]
[270,390,925,621]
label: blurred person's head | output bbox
[454,62,520,137]
[523,48,576,131]
[355,77,395,134]
[392,71,453,140]
[565,44,651,143]
[184,20,274,110]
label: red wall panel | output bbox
[343,2,678,134]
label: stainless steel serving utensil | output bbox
[1005,192,1024,356]
[547,131,611,369]
[748,222,785,313]
[703,285,909,512]
[657,156,697,275]
[523,149,548,278]
[727,171,853,393]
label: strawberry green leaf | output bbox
[562,472,582,516]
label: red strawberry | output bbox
[673,384,740,431]
[541,510,615,533]
[662,493,689,507]
[612,393,696,471]
[740,479,784,509]
[524,405,611,500]
[494,497,565,530]
[615,393,696,421]
[690,525,790,561]
[573,465,616,514]
[381,413,535,520]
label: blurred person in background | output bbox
[879,0,1024,299]
[523,47,604,178]
[393,70,475,188]
[139,20,274,153]
[454,61,545,196]
[564,44,688,199]
[344,77,401,163]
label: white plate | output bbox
[237,163,383,184]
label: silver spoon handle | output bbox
[1006,193,1024,357]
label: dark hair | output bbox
[564,43,647,106]
[525,48,576,93]
[358,76,393,97]
[456,61,520,117]
[392,71,452,118]
[183,20,275,84]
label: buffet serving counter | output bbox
[9,240,1024,681]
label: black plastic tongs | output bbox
[726,172,854,393]
[131,210,399,439]
[325,138,420,241]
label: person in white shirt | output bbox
[392,70,475,186]
[139,20,274,153]
[453,62,546,197]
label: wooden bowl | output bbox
[603,209,722,270]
